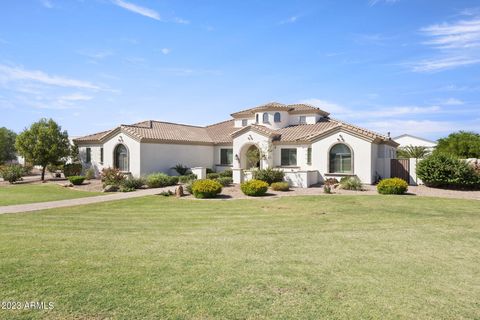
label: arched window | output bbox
[262,112,269,123]
[114,144,129,172]
[256,114,259,123]
[329,144,352,173]
[274,112,281,123]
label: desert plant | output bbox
[0,164,23,184]
[339,176,363,190]
[178,174,197,184]
[191,179,222,198]
[63,163,83,177]
[252,168,284,185]
[323,185,332,194]
[416,154,480,188]
[241,179,269,196]
[219,169,233,178]
[172,164,190,176]
[270,181,289,191]
[101,167,126,187]
[377,178,408,195]
[85,168,95,180]
[216,177,233,186]
[122,177,145,189]
[206,168,215,174]
[68,175,85,185]
[206,172,220,180]
[119,185,136,192]
[158,190,174,197]
[397,145,430,159]
[146,173,178,188]
[324,178,339,186]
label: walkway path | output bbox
[0,186,177,215]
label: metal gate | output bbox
[390,159,410,183]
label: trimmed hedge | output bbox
[191,179,222,198]
[240,179,269,196]
[252,168,284,185]
[178,174,197,184]
[416,154,480,188]
[146,173,178,188]
[122,177,145,189]
[63,163,82,177]
[206,172,220,180]
[377,178,408,195]
[270,182,289,191]
[216,177,233,186]
[68,175,85,185]
[219,169,233,178]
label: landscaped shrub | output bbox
[219,169,233,178]
[240,179,269,196]
[178,174,197,184]
[68,175,85,185]
[101,167,126,187]
[185,181,193,194]
[146,173,178,188]
[122,177,145,190]
[63,163,82,177]
[416,154,480,188]
[216,177,233,186]
[324,178,339,186]
[22,164,33,175]
[252,168,284,185]
[191,179,222,198]
[119,185,135,192]
[206,172,220,180]
[339,176,363,191]
[172,164,190,176]
[323,185,332,194]
[47,164,62,173]
[206,168,215,174]
[0,164,23,184]
[377,178,408,195]
[270,181,289,191]
[85,168,95,180]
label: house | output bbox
[393,134,437,151]
[73,102,398,187]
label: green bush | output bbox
[0,164,24,184]
[178,174,197,184]
[191,179,222,198]
[206,172,220,180]
[339,176,363,190]
[63,163,82,177]
[119,185,136,192]
[68,175,85,185]
[252,168,284,185]
[185,181,193,194]
[219,169,233,178]
[122,177,145,189]
[270,181,289,191]
[146,173,178,188]
[241,179,269,196]
[206,168,215,174]
[216,177,233,186]
[85,168,95,180]
[101,167,126,187]
[377,178,408,195]
[416,154,480,188]
[172,164,190,176]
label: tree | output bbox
[435,131,480,158]
[397,145,430,159]
[0,127,17,164]
[15,118,71,181]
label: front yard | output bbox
[0,183,103,206]
[0,195,479,319]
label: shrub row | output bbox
[146,173,179,188]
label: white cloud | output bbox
[111,0,160,21]
[411,56,480,72]
[160,48,171,55]
[78,50,113,61]
[173,17,190,24]
[299,99,350,114]
[441,98,464,105]
[40,0,53,8]
[0,64,101,90]
[58,93,93,102]
[280,16,299,24]
[369,0,399,7]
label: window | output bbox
[242,119,248,126]
[220,148,233,165]
[307,147,312,165]
[256,114,259,123]
[329,143,352,173]
[86,147,91,163]
[281,148,297,166]
[299,116,306,124]
[274,112,281,123]
[100,147,104,163]
[114,144,129,172]
[262,112,269,123]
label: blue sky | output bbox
[0,0,479,139]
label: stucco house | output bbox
[73,102,398,187]
[393,134,437,151]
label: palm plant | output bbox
[397,145,430,159]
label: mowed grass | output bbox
[0,195,479,319]
[0,184,103,206]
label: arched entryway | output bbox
[114,144,129,172]
[239,144,261,170]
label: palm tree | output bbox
[397,145,430,159]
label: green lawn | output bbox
[0,184,102,206]
[0,195,479,319]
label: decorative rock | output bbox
[103,185,119,192]
[175,185,184,197]
[63,183,73,188]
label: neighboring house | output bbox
[73,102,398,187]
[393,134,437,151]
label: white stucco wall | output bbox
[213,145,234,172]
[140,143,214,176]
[394,135,437,149]
[232,130,273,170]
[272,144,311,170]
[104,133,142,176]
